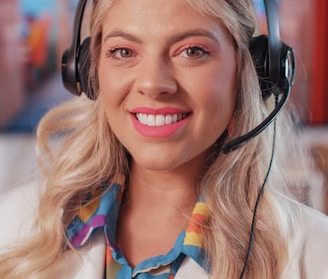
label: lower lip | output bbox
[131,114,189,138]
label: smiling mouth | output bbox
[135,113,189,127]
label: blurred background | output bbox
[0,0,328,211]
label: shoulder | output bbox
[282,202,328,279]
[0,183,107,279]
[0,182,42,250]
[296,204,328,254]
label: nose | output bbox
[134,56,178,98]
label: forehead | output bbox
[101,0,228,39]
[106,0,191,16]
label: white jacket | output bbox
[1,182,328,279]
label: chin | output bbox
[133,157,178,172]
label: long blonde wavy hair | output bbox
[0,0,312,278]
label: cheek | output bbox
[98,63,116,100]
[197,69,237,138]
[98,78,122,132]
[98,66,133,141]
[98,64,130,110]
[194,67,237,113]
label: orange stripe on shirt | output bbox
[106,245,113,266]
[78,197,101,223]
[187,213,207,234]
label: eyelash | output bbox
[104,45,210,60]
[105,47,134,59]
[179,46,210,58]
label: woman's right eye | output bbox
[105,47,134,59]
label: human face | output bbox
[98,0,237,173]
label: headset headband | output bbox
[264,0,281,84]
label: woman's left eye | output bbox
[180,46,210,58]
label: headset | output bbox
[62,1,295,277]
[222,0,295,153]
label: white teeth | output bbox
[147,115,155,126]
[141,114,148,124]
[155,115,165,126]
[135,113,187,127]
[165,115,172,124]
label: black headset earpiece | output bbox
[61,0,94,99]
[250,35,295,100]
[250,0,295,99]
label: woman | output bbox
[1,0,328,278]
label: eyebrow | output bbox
[169,29,221,45]
[103,30,142,44]
[103,28,221,45]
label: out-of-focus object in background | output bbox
[312,144,328,214]
[0,0,28,128]
[279,0,315,124]
[23,14,51,90]
[0,0,75,132]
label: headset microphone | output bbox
[222,86,288,153]
[222,0,295,154]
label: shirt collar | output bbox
[66,176,125,247]
[182,198,209,267]
[66,178,209,270]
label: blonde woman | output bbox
[1,0,328,278]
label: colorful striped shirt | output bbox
[66,180,210,278]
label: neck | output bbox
[116,158,207,266]
[125,158,206,213]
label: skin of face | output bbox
[98,0,237,175]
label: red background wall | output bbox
[311,0,328,124]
